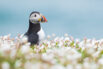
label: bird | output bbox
[24,11,47,45]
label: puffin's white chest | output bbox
[37,28,45,40]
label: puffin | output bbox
[24,11,47,45]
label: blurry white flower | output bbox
[70,36,74,41]
[86,48,95,54]
[51,43,56,46]
[64,33,68,37]
[79,41,84,47]
[90,63,98,69]
[10,49,17,59]
[92,51,100,58]
[52,33,56,37]
[59,37,64,41]
[39,45,45,49]
[19,34,24,38]
[2,62,10,69]
[75,64,82,69]
[42,53,54,61]
[87,39,91,43]
[15,60,22,68]
[24,61,33,69]
[20,46,30,54]
[25,53,35,60]
[58,41,63,47]
[83,62,90,69]
[75,38,80,43]
[24,62,41,69]
[98,47,103,51]
[64,37,70,41]
[47,35,51,39]
[50,64,65,69]
[93,45,98,48]
[54,37,59,42]
[98,58,103,65]
[20,36,28,43]
[3,34,11,40]
[25,43,31,46]
[0,44,11,56]
[66,65,74,69]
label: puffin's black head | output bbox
[29,11,47,24]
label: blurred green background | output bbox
[0,0,103,39]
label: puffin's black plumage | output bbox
[25,21,41,45]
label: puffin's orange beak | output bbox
[42,16,47,22]
[41,15,48,23]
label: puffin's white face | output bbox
[29,13,41,23]
[29,12,48,24]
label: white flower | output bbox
[15,60,22,68]
[90,63,98,69]
[24,61,33,69]
[83,62,90,69]
[84,58,89,62]
[52,33,56,37]
[98,58,103,65]
[25,53,35,60]
[50,64,65,69]
[58,41,63,47]
[0,44,11,56]
[3,34,10,40]
[47,35,51,39]
[75,38,80,43]
[92,51,100,58]
[10,49,17,59]
[75,64,82,69]
[54,37,59,42]
[20,36,28,43]
[42,53,54,61]
[64,33,68,37]
[39,45,45,49]
[64,37,70,41]
[2,62,10,69]
[66,65,74,69]
[19,34,24,38]
[24,62,41,69]
[86,48,95,54]
[20,46,30,54]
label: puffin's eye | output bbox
[34,14,37,17]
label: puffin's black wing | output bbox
[25,32,39,45]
